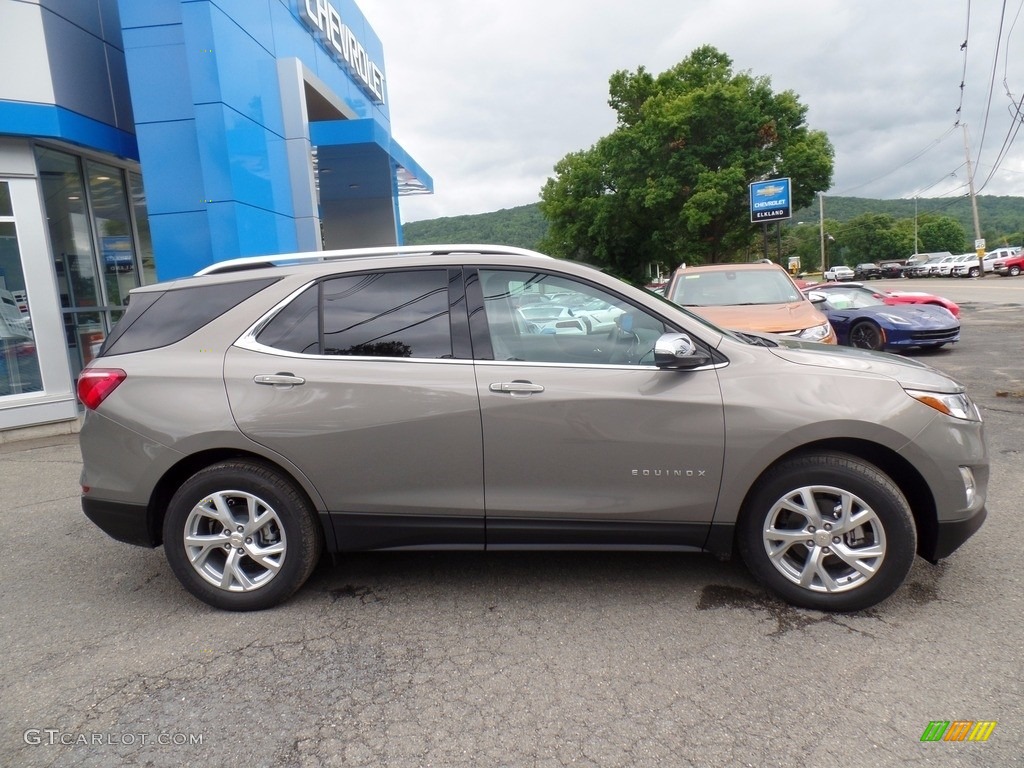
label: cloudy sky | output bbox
[357,0,1024,223]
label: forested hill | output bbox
[402,204,548,250]
[402,196,1023,251]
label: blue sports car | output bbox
[807,287,960,351]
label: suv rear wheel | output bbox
[163,460,322,610]
[738,453,916,612]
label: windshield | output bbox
[814,288,886,310]
[518,305,566,319]
[667,269,802,307]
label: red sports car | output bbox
[805,282,960,319]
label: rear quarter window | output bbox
[101,278,278,356]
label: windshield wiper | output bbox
[734,332,778,347]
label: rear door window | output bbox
[256,269,455,359]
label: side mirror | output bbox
[654,333,711,369]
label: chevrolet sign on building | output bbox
[299,0,386,103]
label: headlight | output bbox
[905,389,981,421]
[797,322,834,342]
[879,313,911,325]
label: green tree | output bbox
[539,45,834,284]
[778,222,826,273]
[917,215,968,254]
[832,213,913,265]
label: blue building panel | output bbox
[185,3,286,137]
[39,0,109,41]
[133,121,204,213]
[98,0,126,46]
[208,0,277,53]
[266,1,321,74]
[0,102,138,159]
[116,0,428,272]
[117,1,184,29]
[192,103,294,214]
[148,211,214,280]
[224,201,299,259]
[120,25,196,124]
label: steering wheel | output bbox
[606,322,640,365]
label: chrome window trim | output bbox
[475,359,727,372]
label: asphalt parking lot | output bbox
[2,277,1021,768]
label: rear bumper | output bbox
[82,497,159,548]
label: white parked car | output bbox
[951,252,994,278]
[0,289,31,337]
[937,254,973,277]
[823,265,855,281]
[515,305,587,335]
[928,254,961,277]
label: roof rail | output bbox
[195,244,551,276]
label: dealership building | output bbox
[0,0,431,435]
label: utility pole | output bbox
[914,196,919,253]
[962,124,983,253]
[818,191,825,274]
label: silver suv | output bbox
[78,245,988,612]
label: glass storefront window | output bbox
[36,148,103,312]
[0,183,43,396]
[129,171,156,286]
[35,146,152,381]
[87,159,138,308]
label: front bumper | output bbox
[927,505,987,561]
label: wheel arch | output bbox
[733,437,938,560]
[146,449,327,549]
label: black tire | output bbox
[163,460,322,611]
[1010,265,1021,277]
[968,267,980,278]
[849,320,885,350]
[737,453,917,612]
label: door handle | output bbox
[254,373,306,387]
[489,381,545,396]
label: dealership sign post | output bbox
[750,178,792,262]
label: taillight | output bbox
[77,368,127,410]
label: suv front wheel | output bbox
[738,453,916,612]
[163,460,322,610]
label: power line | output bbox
[831,127,958,196]
[977,0,1024,190]
[971,0,1010,185]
